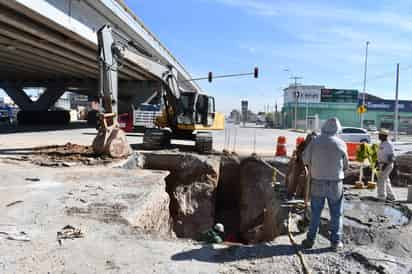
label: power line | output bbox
[349,64,412,87]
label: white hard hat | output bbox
[214,223,224,233]
[379,128,390,136]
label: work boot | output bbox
[331,241,343,251]
[301,238,314,249]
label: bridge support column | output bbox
[0,83,69,125]
[1,84,65,111]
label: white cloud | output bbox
[211,0,412,32]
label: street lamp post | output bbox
[305,98,309,131]
[284,68,303,130]
[360,41,370,129]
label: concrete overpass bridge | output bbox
[0,0,199,117]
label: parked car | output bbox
[367,125,377,132]
[338,127,371,143]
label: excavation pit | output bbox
[139,151,289,244]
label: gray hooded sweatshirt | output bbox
[303,118,348,181]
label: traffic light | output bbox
[254,67,259,78]
[208,72,213,83]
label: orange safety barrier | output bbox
[275,136,287,156]
[296,136,305,147]
[346,142,360,161]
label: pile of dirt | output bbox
[29,143,117,166]
[35,143,93,155]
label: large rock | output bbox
[239,156,282,243]
[140,152,220,238]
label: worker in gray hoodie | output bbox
[301,117,348,251]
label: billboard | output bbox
[321,89,358,103]
[361,99,412,112]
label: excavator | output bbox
[92,25,258,158]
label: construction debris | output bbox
[57,225,84,245]
[0,231,30,242]
[5,200,23,208]
[25,177,40,182]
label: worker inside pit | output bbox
[196,223,225,244]
[301,117,348,251]
[285,131,318,200]
[377,129,397,202]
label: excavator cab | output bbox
[176,93,216,126]
[196,94,216,127]
[144,91,224,153]
[174,92,220,130]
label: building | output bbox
[362,99,412,133]
[282,84,412,132]
[282,85,359,129]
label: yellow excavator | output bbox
[92,25,258,157]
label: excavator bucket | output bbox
[92,126,131,158]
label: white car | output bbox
[367,125,378,132]
[339,127,371,143]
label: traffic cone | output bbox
[275,136,287,156]
[296,136,305,148]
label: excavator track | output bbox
[195,132,213,154]
[143,128,171,150]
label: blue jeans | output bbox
[307,179,344,244]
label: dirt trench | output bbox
[139,151,287,243]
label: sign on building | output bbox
[283,85,323,104]
[321,89,358,103]
[362,99,412,112]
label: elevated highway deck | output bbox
[0,0,199,114]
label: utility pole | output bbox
[394,63,400,141]
[290,76,302,130]
[361,41,370,129]
[305,98,309,131]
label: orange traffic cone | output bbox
[296,136,305,148]
[275,136,287,156]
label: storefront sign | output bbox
[284,86,322,103]
[361,99,412,112]
[321,89,358,103]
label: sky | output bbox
[124,0,412,113]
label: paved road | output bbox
[0,123,305,157]
[1,122,412,157]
